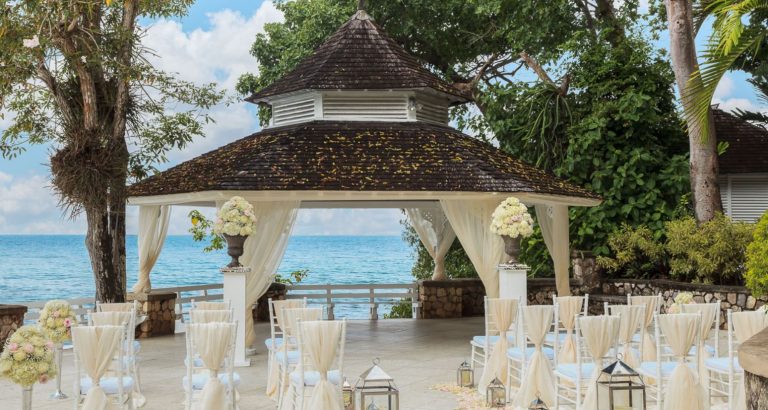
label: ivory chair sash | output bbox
[291,320,347,410]
[579,315,621,410]
[628,293,662,361]
[722,310,768,409]
[605,304,645,368]
[512,305,556,407]
[553,296,585,363]
[193,301,231,311]
[277,308,324,410]
[680,303,719,387]
[97,302,139,313]
[88,311,142,408]
[267,299,308,399]
[478,298,519,393]
[72,325,129,410]
[658,313,708,410]
[190,309,234,324]
[185,322,237,410]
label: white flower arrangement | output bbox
[213,196,257,237]
[490,197,535,238]
[0,325,56,387]
[668,292,695,313]
[38,300,77,344]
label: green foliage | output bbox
[275,269,310,285]
[746,211,768,296]
[401,222,477,280]
[383,300,413,319]
[597,224,666,278]
[665,214,754,285]
[188,210,224,252]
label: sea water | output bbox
[0,235,415,318]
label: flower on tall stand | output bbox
[38,300,77,344]
[490,197,535,264]
[213,196,257,267]
[0,325,57,409]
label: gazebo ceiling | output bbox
[245,10,471,104]
[127,121,600,204]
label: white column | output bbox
[222,266,251,367]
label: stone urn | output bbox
[501,235,522,264]
[223,234,247,268]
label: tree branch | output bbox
[519,51,570,96]
[113,0,139,141]
[35,59,75,126]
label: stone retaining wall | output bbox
[740,327,768,409]
[600,279,768,327]
[128,291,176,338]
[418,278,485,319]
[0,304,27,351]
[253,282,288,322]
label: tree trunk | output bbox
[84,201,126,303]
[665,0,724,223]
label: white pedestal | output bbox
[498,263,530,304]
[222,266,251,367]
[499,263,530,348]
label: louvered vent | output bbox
[323,95,408,121]
[272,97,316,126]
[416,99,449,124]
[729,177,768,222]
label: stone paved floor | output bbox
[0,318,484,410]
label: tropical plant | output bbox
[384,300,413,319]
[665,214,754,285]
[188,210,225,252]
[746,210,768,296]
[0,0,225,302]
[274,269,310,285]
[597,224,666,278]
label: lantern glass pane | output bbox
[597,378,646,410]
[360,390,399,410]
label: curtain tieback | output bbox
[209,369,219,378]
[320,371,329,381]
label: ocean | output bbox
[0,235,416,317]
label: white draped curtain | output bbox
[440,199,505,298]
[240,200,300,347]
[405,207,456,280]
[132,205,171,294]
[534,204,571,296]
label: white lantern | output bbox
[356,358,399,410]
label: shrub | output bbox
[597,223,666,278]
[384,300,413,319]
[665,214,754,285]
[746,211,768,296]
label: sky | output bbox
[0,0,762,235]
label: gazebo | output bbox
[127,7,600,364]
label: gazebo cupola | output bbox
[245,8,471,128]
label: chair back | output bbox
[72,325,127,409]
[97,301,139,313]
[88,311,136,360]
[268,298,307,343]
[185,321,237,410]
[482,297,520,349]
[192,300,231,310]
[283,307,324,340]
[604,304,645,367]
[190,309,234,324]
[577,315,621,367]
[295,319,347,408]
[681,302,721,357]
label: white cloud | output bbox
[294,209,404,236]
[0,171,85,234]
[714,74,735,100]
[713,97,763,113]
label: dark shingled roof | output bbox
[245,10,471,103]
[128,121,599,200]
[714,109,768,174]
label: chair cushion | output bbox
[471,335,516,346]
[265,338,283,350]
[638,361,684,378]
[289,370,341,387]
[506,346,555,361]
[122,340,141,354]
[275,350,300,366]
[80,376,135,395]
[182,372,241,391]
[555,363,595,380]
[662,345,716,356]
[704,357,742,373]
[543,332,570,345]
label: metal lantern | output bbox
[486,377,506,408]
[528,393,549,410]
[343,377,355,410]
[596,357,647,410]
[457,361,474,387]
[356,358,399,410]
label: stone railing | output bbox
[0,304,27,350]
[740,327,768,409]
[418,278,485,319]
[128,291,176,338]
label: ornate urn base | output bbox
[501,235,522,264]
[223,234,247,268]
